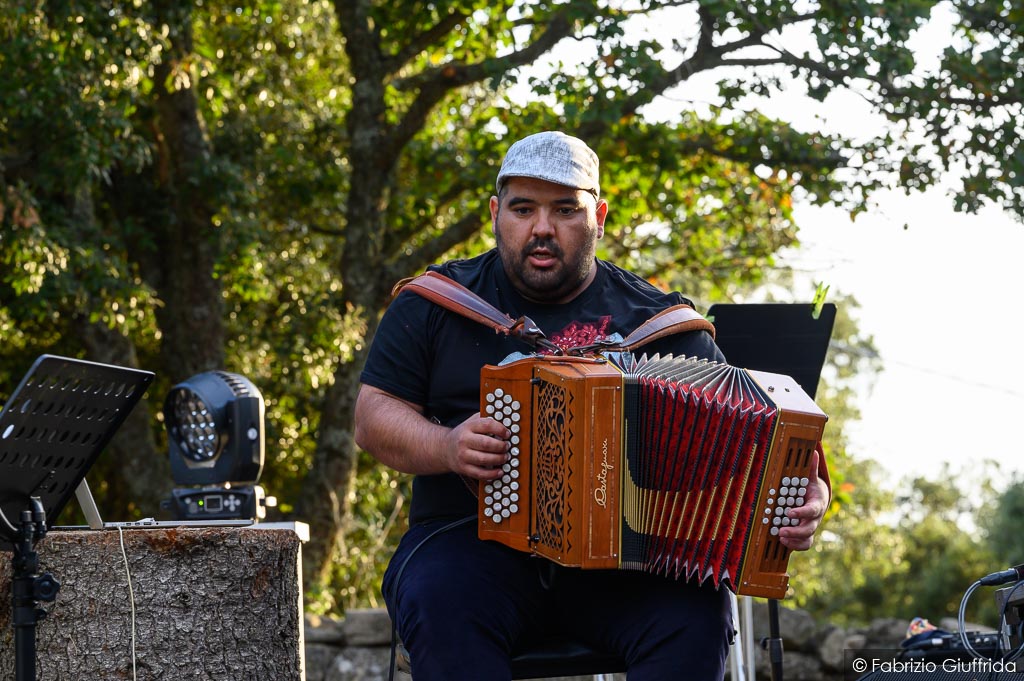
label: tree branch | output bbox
[383,9,469,76]
[381,178,477,257]
[381,10,577,166]
[384,210,488,283]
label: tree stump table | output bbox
[0,524,307,680]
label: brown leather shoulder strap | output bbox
[392,272,559,352]
[393,272,713,354]
[393,271,516,334]
[616,304,716,351]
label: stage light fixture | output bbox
[162,370,273,521]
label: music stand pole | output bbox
[10,497,60,681]
[764,598,784,681]
[1,355,154,679]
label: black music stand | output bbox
[0,355,154,681]
[708,302,837,681]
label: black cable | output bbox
[0,490,35,539]
[997,581,1024,663]
[386,515,474,681]
[958,576,1024,679]
[959,579,987,659]
[0,505,19,538]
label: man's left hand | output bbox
[777,449,829,551]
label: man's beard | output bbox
[496,233,594,301]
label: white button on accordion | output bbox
[478,352,827,599]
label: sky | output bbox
[630,5,1024,489]
[513,5,1024,490]
[734,27,1024,489]
[782,188,1024,487]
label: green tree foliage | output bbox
[2,0,1022,613]
[888,465,1003,624]
[794,457,1006,627]
[983,476,1024,578]
[779,293,887,622]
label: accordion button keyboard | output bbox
[482,387,528,525]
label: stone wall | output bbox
[304,607,613,681]
[304,605,963,681]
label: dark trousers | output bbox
[383,519,735,681]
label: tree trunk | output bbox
[0,527,305,679]
[78,321,169,519]
[295,321,377,592]
[149,1,225,381]
[298,1,396,595]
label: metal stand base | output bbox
[10,498,60,681]
[761,598,784,681]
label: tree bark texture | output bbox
[149,1,226,382]
[0,527,304,680]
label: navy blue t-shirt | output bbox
[359,249,725,525]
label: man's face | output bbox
[489,176,608,303]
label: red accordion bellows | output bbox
[477,352,827,599]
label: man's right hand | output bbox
[443,413,512,480]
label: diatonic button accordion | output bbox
[478,352,827,599]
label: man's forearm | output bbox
[354,385,452,475]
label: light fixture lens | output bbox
[169,389,219,461]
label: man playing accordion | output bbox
[356,131,830,681]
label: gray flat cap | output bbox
[495,131,600,197]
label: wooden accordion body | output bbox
[478,353,827,599]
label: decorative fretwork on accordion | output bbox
[478,353,827,599]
